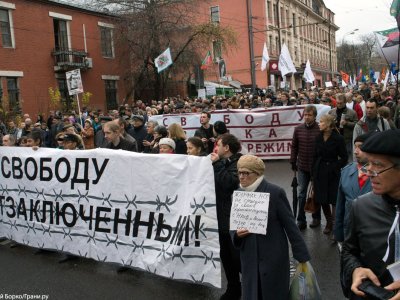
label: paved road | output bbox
[0,160,345,299]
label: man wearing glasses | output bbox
[341,130,400,299]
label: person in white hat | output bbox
[158,138,175,154]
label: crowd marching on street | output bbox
[1,81,400,300]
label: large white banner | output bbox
[0,148,221,287]
[151,105,330,159]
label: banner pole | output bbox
[76,94,83,127]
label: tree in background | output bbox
[89,0,237,101]
[337,33,386,77]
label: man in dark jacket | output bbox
[290,105,321,230]
[329,93,358,162]
[341,130,400,299]
[210,133,242,300]
[103,121,137,152]
[194,111,214,154]
[127,115,147,152]
[95,116,112,148]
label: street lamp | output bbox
[342,28,359,44]
[340,29,359,74]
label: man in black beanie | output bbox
[341,130,400,299]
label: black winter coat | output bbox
[213,153,242,232]
[174,138,187,155]
[127,125,147,152]
[341,193,398,299]
[312,130,347,205]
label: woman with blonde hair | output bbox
[168,123,187,154]
[312,114,347,239]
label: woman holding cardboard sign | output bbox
[231,155,310,300]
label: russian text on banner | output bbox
[0,148,221,287]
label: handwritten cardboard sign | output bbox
[230,191,270,235]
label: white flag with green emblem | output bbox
[155,48,173,73]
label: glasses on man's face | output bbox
[238,171,255,177]
[360,163,397,177]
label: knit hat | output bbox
[159,138,176,150]
[237,155,265,176]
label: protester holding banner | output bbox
[186,137,207,156]
[61,133,81,150]
[212,121,228,153]
[231,155,310,300]
[103,122,137,152]
[143,120,158,153]
[168,123,187,155]
[194,112,214,154]
[151,125,168,154]
[26,130,42,149]
[127,115,147,152]
[210,133,242,300]
[158,137,175,154]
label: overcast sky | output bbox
[324,0,397,42]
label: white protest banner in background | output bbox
[206,86,217,96]
[0,148,221,287]
[198,88,206,99]
[66,69,84,95]
[230,191,270,235]
[150,105,330,159]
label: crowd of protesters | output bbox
[0,81,399,152]
[1,81,400,299]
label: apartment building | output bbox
[0,0,128,117]
[198,0,339,91]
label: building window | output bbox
[57,78,73,110]
[53,19,69,50]
[293,13,296,35]
[273,4,278,26]
[213,40,222,60]
[100,26,114,58]
[105,80,117,110]
[7,77,19,111]
[210,6,220,24]
[269,35,273,54]
[0,9,12,47]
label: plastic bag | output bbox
[289,262,322,300]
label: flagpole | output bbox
[246,0,256,94]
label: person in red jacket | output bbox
[345,92,363,120]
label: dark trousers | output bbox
[297,170,321,223]
[219,231,241,289]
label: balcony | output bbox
[52,48,89,72]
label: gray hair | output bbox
[147,120,158,128]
